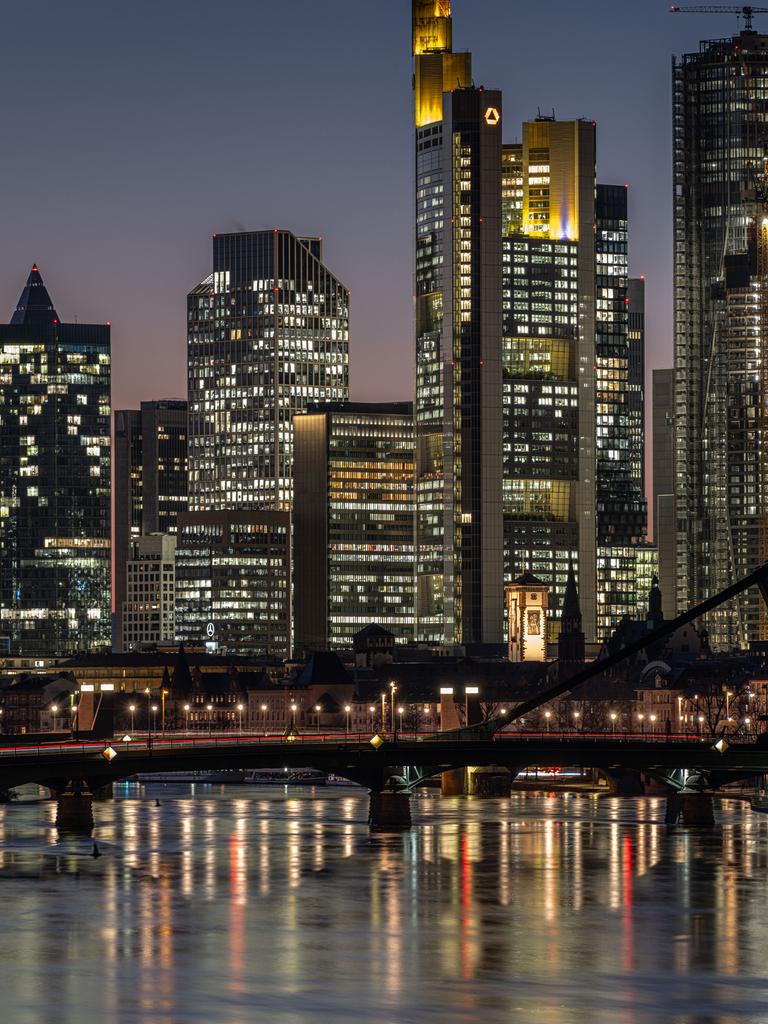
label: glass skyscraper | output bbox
[413,1,504,647]
[187,230,349,512]
[674,26,768,647]
[0,266,110,656]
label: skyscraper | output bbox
[187,231,349,512]
[0,266,110,656]
[674,27,768,646]
[114,400,187,650]
[293,402,415,653]
[653,368,677,615]
[627,277,646,504]
[501,118,598,639]
[413,1,504,647]
[595,185,647,638]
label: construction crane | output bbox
[670,6,768,30]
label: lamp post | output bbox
[161,689,169,734]
[649,713,657,735]
[51,704,58,732]
[638,712,645,734]
[290,702,297,731]
[369,705,376,732]
[726,690,733,723]
[344,704,351,737]
[261,703,268,733]
[183,703,190,732]
[389,682,397,733]
[544,709,551,734]
[144,687,151,735]
[129,703,136,734]
[237,703,244,734]
[572,710,580,733]
[697,714,704,736]
[151,704,158,734]
[610,712,617,735]
[315,704,322,732]
[207,703,213,737]
[381,692,387,734]
[397,706,404,735]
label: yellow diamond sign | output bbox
[102,745,117,762]
[369,733,384,749]
[484,107,500,126]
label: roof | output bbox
[512,571,545,587]
[294,651,352,687]
[561,563,582,621]
[10,265,59,326]
[353,623,395,643]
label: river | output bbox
[0,786,765,1023]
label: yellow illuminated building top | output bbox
[412,0,471,127]
[521,120,584,242]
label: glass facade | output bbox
[673,31,768,647]
[175,510,290,658]
[0,266,110,656]
[122,533,177,651]
[293,403,415,652]
[187,231,349,512]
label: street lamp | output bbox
[649,714,657,734]
[290,702,297,731]
[261,703,268,733]
[183,703,190,732]
[344,704,351,736]
[610,711,617,735]
[572,710,580,732]
[544,709,552,734]
[144,687,151,733]
[128,703,136,734]
[315,704,322,732]
[381,692,387,733]
[369,705,376,731]
[206,703,213,736]
[237,703,244,734]
[389,682,397,733]
[638,712,645,734]
[398,706,404,735]
[698,714,704,735]
[151,704,159,734]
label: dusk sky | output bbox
[0,1,741,413]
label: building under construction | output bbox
[674,23,768,648]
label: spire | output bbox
[10,265,59,326]
[648,574,663,628]
[561,562,582,624]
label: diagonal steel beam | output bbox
[506,560,768,724]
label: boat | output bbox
[245,768,328,786]
[131,770,247,784]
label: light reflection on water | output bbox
[0,788,765,1022]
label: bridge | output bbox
[2,729,766,829]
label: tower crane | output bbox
[670,6,768,30]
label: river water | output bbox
[0,786,766,1023]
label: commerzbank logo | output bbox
[484,107,500,126]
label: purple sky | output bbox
[0,1,739,419]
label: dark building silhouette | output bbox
[558,564,585,670]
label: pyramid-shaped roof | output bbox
[10,265,59,326]
[561,563,582,621]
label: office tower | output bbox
[0,266,110,656]
[674,28,768,646]
[595,185,647,638]
[293,402,415,653]
[114,400,187,651]
[627,277,646,502]
[501,118,597,639]
[121,534,177,651]
[653,368,677,615]
[187,230,349,512]
[174,510,291,657]
[413,1,504,647]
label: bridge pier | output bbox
[441,768,467,796]
[468,767,513,798]
[54,780,95,834]
[665,792,715,827]
[369,790,412,831]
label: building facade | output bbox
[174,509,291,658]
[674,29,768,646]
[652,368,677,614]
[293,402,415,653]
[114,400,187,650]
[627,277,646,503]
[121,533,177,651]
[187,230,349,512]
[0,266,110,656]
[501,119,597,640]
[413,1,504,647]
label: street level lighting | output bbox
[237,703,244,734]
[344,704,351,736]
[315,704,323,732]
[544,709,552,733]
[369,705,376,731]
[573,710,580,732]
[151,704,158,733]
[649,714,657,734]
[610,711,617,735]
[183,704,190,732]
[51,704,58,732]
[389,682,397,733]
[698,714,704,735]
[398,706,404,735]
[261,703,268,733]
[638,712,645,735]
[128,703,136,734]
[290,702,297,730]
[206,703,213,736]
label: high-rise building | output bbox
[653,368,677,615]
[0,266,110,656]
[413,1,504,647]
[121,533,177,651]
[174,509,291,657]
[293,402,415,653]
[627,277,646,503]
[595,185,647,638]
[673,28,768,646]
[187,231,349,512]
[501,118,597,639]
[114,400,187,651]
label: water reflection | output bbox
[0,789,766,1021]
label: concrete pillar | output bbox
[55,781,94,834]
[665,792,715,827]
[369,790,412,831]
[441,768,467,796]
[468,767,512,798]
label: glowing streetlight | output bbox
[610,711,618,735]
[344,704,351,736]
[206,703,213,736]
[51,704,59,731]
[128,703,136,734]
[397,706,404,734]
[183,703,190,731]
[151,704,159,733]
[290,702,297,730]
[389,682,397,733]
[237,703,244,734]
[572,710,580,732]
[649,713,657,734]
[544,709,552,734]
[261,703,268,733]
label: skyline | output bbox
[0,0,739,415]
